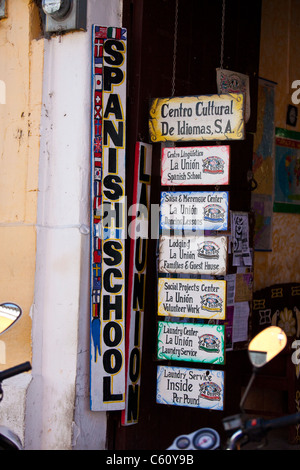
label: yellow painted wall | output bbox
[0,0,43,367]
[254,0,300,291]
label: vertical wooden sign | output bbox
[121,142,152,425]
[90,26,127,411]
[157,365,225,410]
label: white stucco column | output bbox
[26,0,123,450]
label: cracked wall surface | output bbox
[0,0,43,368]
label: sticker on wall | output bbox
[156,365,224,410]
[157,277,226,320]
[161,145,230,186]
[158,234,228,276]
[160,191,229,232]
[149,93,244,142]
[216,69,250,123]
[157,321,225,364]
[121,142,152,426]
[90,25,127,411]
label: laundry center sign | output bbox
[149,94,244,142]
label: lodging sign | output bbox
[157,321,225,364]
[158,234,228,276]
[90,25,127,411]
[158,277,226,320]
[160,191,229,232]
[161,145,230,186]
[157,365,224,410]
[149,93,244,142]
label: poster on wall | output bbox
[161,145,230,186]
[251,78,276,251]
[156,365,224,410]
[274,128,300,213]
[158,234,228,276]
[157,277,226,320]
[157,321,225,364]
[149,94,244,142]
[90,25,127,411]
[160,191,229,232]
[121,142,152,426]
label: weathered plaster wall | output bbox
[254,0,300,290]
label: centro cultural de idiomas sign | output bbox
[149,93,244,142]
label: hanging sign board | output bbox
[158,277,226,320]
[157,321,225,364]
[149,93,244,142]
[90,25,127,411]
[161,145,230,186]
[157,365,224,410]
[160,191,229,232]
[121,142,152,426]
[158,234,228,276]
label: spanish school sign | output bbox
[90,25,127,411]
[157,365,225,410]
[149,94,244,142]
[157,321,225,364]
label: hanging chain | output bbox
[171,0,179,97]
[220,0,225,70]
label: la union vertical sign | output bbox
[122,142,152,425]
[90,26,127,411]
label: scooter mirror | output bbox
[0,303,22,335]
[248,326,287,368]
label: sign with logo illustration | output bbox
[161,145,230,186]
[149,94,244,142]
[158,234,228,276]
[157,321,225,364]
[157,277,226,320]
[160,191,229,232]
[156,365,224,410]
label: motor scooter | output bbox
[0,302,31,450]
[168,326,300,450]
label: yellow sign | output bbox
[149,93,244,142]
[158,277,226,320]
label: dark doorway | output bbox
[107,0,262,450]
